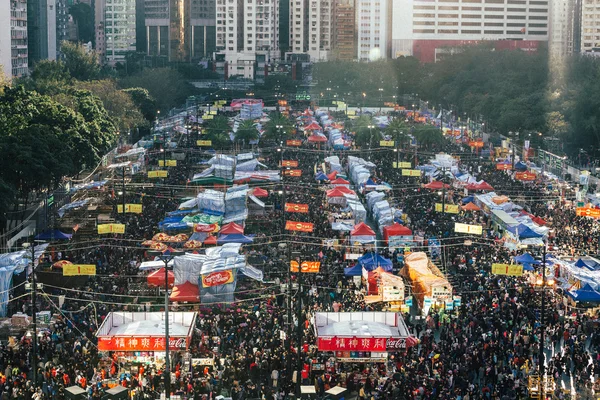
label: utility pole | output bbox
[440,106,443,134]
[24,241,43,388]
[163,131,167,186]
[122,167,126,219]
[539,241,547,400]
[295,253,303,397]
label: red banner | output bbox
[515,171,536,181]
[98,336,189,352]
[283,169,302,177]
[201,270,234,287]
[468,141,485,148]
[285,221,314,232]
[576,207,600,218]
[285,203,309,213]
[282,160,299,167]
[286,139,301,147]
[496,163,512,170]
[290,261,321,273]
[318,336,406,352]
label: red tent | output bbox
[169,281,200,303]
[424,181,451,190]
[220,222,244,234]
[383,223,412,242]
[326,188,346,198]
[532,216,547,226]
[351,222,376,236]
[367,267,391,295]
[304,122,321,131]
[204,236,217,245]
[326,171,338,180]
[466,181,495,191]
[307,134,327,143]
[195,223,217,233]
[331,177,349,185]
[252,187,269,198]
[147,268,174,287]
[302,109,313,116]
[335,186,355,195]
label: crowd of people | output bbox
[0,105,599,400]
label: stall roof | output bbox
[315,312,410,338]
[491,209,519,227]
[96,312,196,337]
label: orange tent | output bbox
[461,202,481,211]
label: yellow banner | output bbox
[347,110,356,116]
[435,204,459,214]
[63,264,96,276]
[393,162,412,169]
[454,222,483,235]
[203,114,214,120]
[401,169,421,177]
[158,160,177,167]
[209,110,218,115]
[492,263,523,276]
[148,170,168,178]
[97,224,126,234]
[380,140,395,147]
[197,140,212,146]
[117,204,143,214]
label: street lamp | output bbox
[276,125,283,144]
[23,240,45,387]
[147,250,185,400]
[367,125,375,160]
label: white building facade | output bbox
[11,0,29,77]
[357,0,392,61]
[0,1,10,79]
[103,0,137,65]
[580,0,600,54]
[288,0,333,61]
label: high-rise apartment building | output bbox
[56,0,68,56]
[215,0,279,79]
[144,0,215,62]
[392,0,549,62]
[28,0,57,64]
[580,0,600,54]
[332,0,355,60]
[357,0,392,61]
[103,0,137,65]
[549,0,579,57]
[11,0,29,77]
[0,1,11,79]
[288,0,334,61]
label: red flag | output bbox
[73,224,80,232]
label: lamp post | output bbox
[23,240,44,387]
[292,252,304,398]
[147,250,185,400]
[378,87,384,113]
[367,125,375,161]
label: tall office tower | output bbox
[549,0,579,57]
[145,0,215,62]
[95,0,106,60]
[55,0,68,57]
[288,0,333,61]
[28,0,58,64]
[101,0,137,65]
[0,1,11,79]
[580,0,600,54]
[11,0,30,77]
[215,0,279,79]
[332,0,355,60]
[391,0,549,62]
[356,0,392,61]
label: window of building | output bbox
[413,28,435,33]
[462,29,481,33]
[484,29,503,33]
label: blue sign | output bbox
[405,297,413,307]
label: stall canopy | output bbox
[466,182,495,191]
[35,230,72,240]
[514,253,541,264]
[344,264,363,276]
[315,172,328,181]
[308,134,328,143]
[220,222,244,234]
[331,177,350,185]
[383,223,412,241]
[147,268,174,287]
[351,222,375,237]
[507,224,544,239]
[217,234,254,244]
[574,258,600,271]
[461,202,481,211]
[327,171,338,180]
[204,236,217,245]
[252,187,269,198]
[567,283,600,302]
[170,281,200,302]
[514,161,528,171]
[357,253,393,272]
[424,181,451,190]
[304,122,322,131]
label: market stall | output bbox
[402,252,452,312]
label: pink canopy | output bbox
[331,177,350,185]
[424,181,451,190]
[334,186,355,195]
[327,171,338,180]
[170,281,200,303]
[351,222,376,236]
[466,181,495,191]
[326,188,346,198]
[304,122,322,131]
[204,236,217,245]
[308,134,327,143]
[220,222,244,234]
[252,187,269,198]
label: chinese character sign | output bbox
[97,336,189,351]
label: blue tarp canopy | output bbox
[514,252,541,264]
[365,178,377,186]
[514,161,528,171]
[217,234,254,244]
[167,209,197,216]
[462,196,474,204]
[315,172,328,181]
[357,253,393,272]
[574,258,600,271]
[567,283,600,302]
[35,230,72,240]
[522,263,535,271]
[344,264,363,276]
[507,224,544,239]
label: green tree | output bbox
[412,125,445,150]
[69,3,94,44]
[61,41,101,81]
[262,112,294,144]
[234,120,259,148]
[204,116,231,149]
[385,118,410,147]
[123,88,157,122]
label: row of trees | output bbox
[312,46,600,158]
